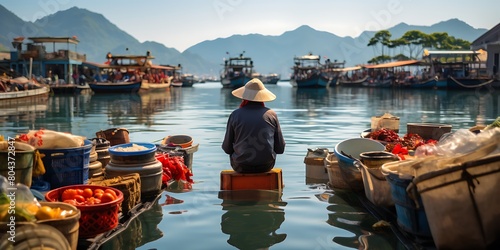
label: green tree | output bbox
[367,30,392,57]
[400,30,429,59]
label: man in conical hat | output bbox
[222,78,286,173]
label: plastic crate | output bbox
[39,140,92,189]
[45,184,124,238]
[385,172,432,238]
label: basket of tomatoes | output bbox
[44,184,123,238]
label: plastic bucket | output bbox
[333,138,385,191]
[0,142,35,187]
[105,160,163,199]
[163,135,193,148]
[108,142,157,164]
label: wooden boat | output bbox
[83,53,172,93]
[336,66,368,87]
[423,49,494,89]
[8,37,87,95]
[290,54,343,88]
[220,52,254,89]
[181,74,196,87]
[89,80,142,93]
[360,60,426,88]
[262,73,280,85]
[0,76,50,103]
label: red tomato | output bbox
[104,189,117,199]
[82,188,93,199]
[76,189,84,196]
[100,193,115,203]
[74,195,85,203]
[94,188,104,194]
[61,189,77,201]
[94,192,103,199]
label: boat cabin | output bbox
[422,49,488,79]
[8,36,86,84]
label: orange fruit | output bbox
[100,193,115,203]
[82,188,93,199]
[104,189,117,199]
[94,192,103,199]
[36,206,55,220]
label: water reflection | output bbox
[89,91,172,126]
[220,87,241,109]
[0,94,48,127]
[100,198,164,250]
[325,189,398,249]
[219,190,287,249]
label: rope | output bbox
[449,76,494,88]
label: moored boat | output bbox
[0,76,50,103]
[423,49,494,89]
[262,73,281,85]
[83,53,171,93]
[290,53,342,88]
[220,52,254,89]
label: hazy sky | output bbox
[3,0,499,52]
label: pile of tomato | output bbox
[60,187,118,206]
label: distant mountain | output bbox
[0,4,490,77]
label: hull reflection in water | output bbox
[100,198,164,250]
[219,190,287,249]
[325,189,399,249]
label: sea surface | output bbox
[1,82,499,249]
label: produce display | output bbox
[366,128,438,159]
[58,187,119,206]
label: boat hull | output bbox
[221,75,252,89]
[89,81,142,93]
[294,74,332,88]
[0,86,50,104]
[446,77,494,89]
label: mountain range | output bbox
[0,4,488,78]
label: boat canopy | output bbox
[28,37,79,44]
[423,49,485,56]
[331,66,363,72]
[364,60,421,69]
[296,55,320,60]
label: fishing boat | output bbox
[262,73,281,85]
[337,66,369,87]
[83,53,171,93]
[360,60,430,88]
[423,49,494,89]
[220,52,254,89]
[290,53,341,88]
[181,73,196,87]
[7,36,87,94]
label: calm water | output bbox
[1,82,499,249]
